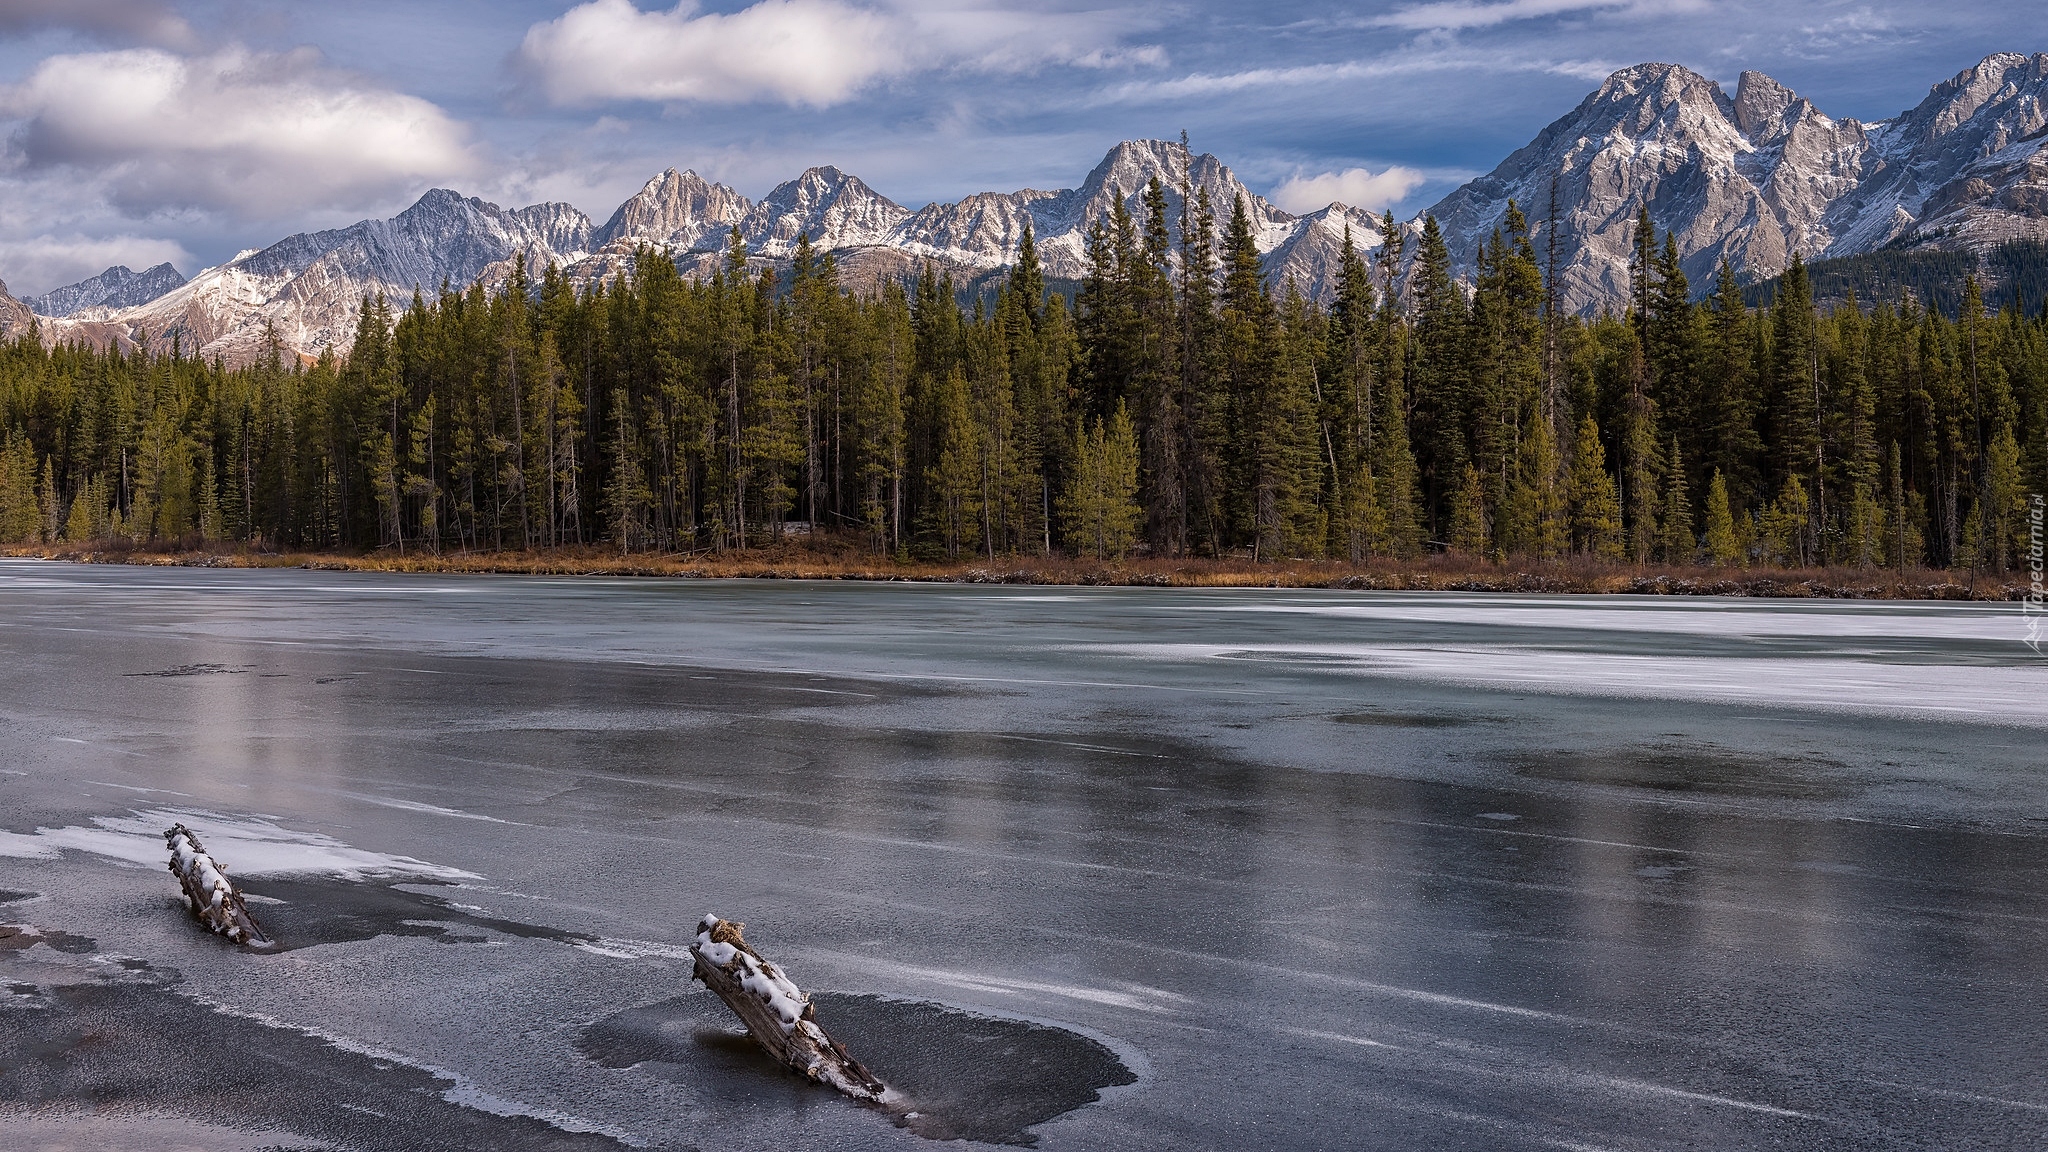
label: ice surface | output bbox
[1094,641,2048,727]
[4,808,478,879]
[4,563,2045,1151]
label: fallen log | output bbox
[164,823,271,948]
[689,914,887,1103]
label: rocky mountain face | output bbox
[573,140,1351,287]
[1425,63,1874,313]
[49,190,595,362]
[26,263,187,318]
[1831,52,2048,254]
[1424,52,2048,314]
[0,279,33,340]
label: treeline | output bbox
[1745,239,2048,319]
[2,188,2044,573]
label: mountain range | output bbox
[1434,51,2048,313]
[24,263,188,318]
[4,51,2044,362]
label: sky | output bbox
[0,0,2036,297]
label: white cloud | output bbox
[518,0,1164,108]
[1270,166,1428,213]
[519,0,902,106]
[1114,49,1625,102]
[1373,0,1705,32]
[0,0,195,48]
[0,233,192,299]
[2,45,479,218]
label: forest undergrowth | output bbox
[6,538,2021,600]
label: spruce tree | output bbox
[1701,261,1761,504]
[0,434,39,543]
[1513,412,1566,560]
[1568,416,1624,560]
[1448,464,1488,558]
[1060,402,1141,559]
[925,365,981,558]
[1770,254,1820,538]
[1328,225,1376,560]
[37,455,60,545]
[1702,469,1741,566]
[1761,475,1811,567]
[1219,193,1278,554]
[1410,215,1468,537]
[1373,324,1424,559]
[63,473,95,543]
[1657,437,1693,564]
[1012,221,1044,329]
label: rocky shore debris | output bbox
[164,823,271,947]
[689,914,887,1103]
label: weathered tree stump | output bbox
[689,914,887,1103]
[164,823,271,948]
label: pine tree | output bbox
[926,365,981,558]
[1703,469,1741,566]
[1410,214,1468,536]
[64,474,96,543]
[1976,424,2024,571]
[1770,254,1821,548]
[37,455,60,545]
[1515,411,1567,560]
[1883,441,1921,570]
[1703,260,1762,505]
[1012,221,1044,329]
[1060,402,1141,559]
[1761,475,1811,567]
[1623,397,1662,564]
[1568,416,1624,560]
[1219,193,1281,555]
[1352,463,1388,558]
[197,448,223,543]
[602,386,649,552]
[1657,437,1693,564]
[1448,465,1488,557]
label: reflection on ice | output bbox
[1208,596,2023,640]
[0,808,478,879]
[1098,641,2048,726]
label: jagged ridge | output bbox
[27,263,188,318]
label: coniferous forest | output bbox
[3,185,2045,574]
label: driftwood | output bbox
[164,823,271,947]
[689,914,887,1103]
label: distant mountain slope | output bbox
[1424,63,1873,314]
[1743,239,2048,316]
[27,263,187,317]
[1824,53,2048,255]
[47,190,594,362]
[573,140,1375,295]
[0,279,32,340]
[1424,52,2048,314]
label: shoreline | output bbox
[1,544,2026,601]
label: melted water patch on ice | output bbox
[579,991,1136,1145]
[0,808,478,879]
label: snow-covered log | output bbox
[689,914,887,1103]
[164,823,271,947]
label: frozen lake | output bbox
[1,560,2044,1150]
